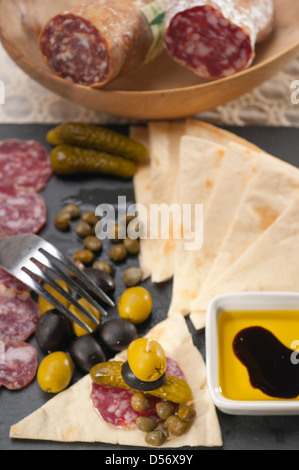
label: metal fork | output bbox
[0,234,115,333]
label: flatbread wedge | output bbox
[168,142,259,322]
[10,315,222,448]
[191,195,299,313]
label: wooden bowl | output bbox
[0,0,299,120]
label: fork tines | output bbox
[19,245,115,334]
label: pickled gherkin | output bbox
[47,123,148,162]
[90,361,193,404]
[51,145,136,179]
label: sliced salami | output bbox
[91,357,183,428]
[39,0,154,87]
[0,140,52,192]
[163,0,275,78]
[0,285,40,343]
[0,341,38,390]
[0,184,47,236]
[0,267,31,293]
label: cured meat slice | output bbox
[0,286,40,342]
[0,341,38,390]
[91,357,183,428]
[0,184,47,236]
[163,0,275,78]
[0,140,52,192]
[39,0,156,87]
[0,267,31,293]
[91,385,162,428]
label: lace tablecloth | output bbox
[0,43,299,126]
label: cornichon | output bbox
[90,361,193,404]
[47,123,148,162]
[51,145,136,179]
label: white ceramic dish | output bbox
[205,292,299,416]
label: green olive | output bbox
[61,203,80,219]
[55,211,71,231]
[109,244,127,262]
[127,338,166,382]
[118,287,152,324]
[83,235,102,252]
[37,351,73,393]
[72,249,95,265]
[123,237,140,255]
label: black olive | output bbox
[35,309,72,353]
[99,319,138,352]
[69,335,106,373]
[121,361,166,391]
[84,267,115,295]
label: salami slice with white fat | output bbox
[0,268,31,293]
[0,341,38,390]
[0,286,40,343]
[0,140,52,192]
[91,357,182,428]
[163,0,275,78]
[39,0,155,87]
[0,184,47,236]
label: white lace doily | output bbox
[0,43,299,126]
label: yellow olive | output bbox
[118,287,152,324]
[37,351,73,393]
[70,298,101,337]
[127,338,166,382]
[38,280,71,315]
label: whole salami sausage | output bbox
[39,0,168,87]
[163,0,275,79]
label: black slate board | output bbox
[1,124,299,453]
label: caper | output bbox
[109,244,127,262]
[123,237,139,255]
[55,211,71,231]
[75,221,92,238]
[131,392,151,412]
[123,267,143,287]
[164,415,188,436]
[144,430,166,447]
[82,210,100,226]
[176,405,196,422]
[83,235,102,252]
[61,203,80,219]
[136,417,157,433]
[156,401,174,420]
[109,224,125,243]
[92,260,113,275]
[72,249,95,265]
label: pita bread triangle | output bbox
[168,141,259,322]
[190,195,299,314]
[10,315,222,448]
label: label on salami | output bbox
[140,0,169,63]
